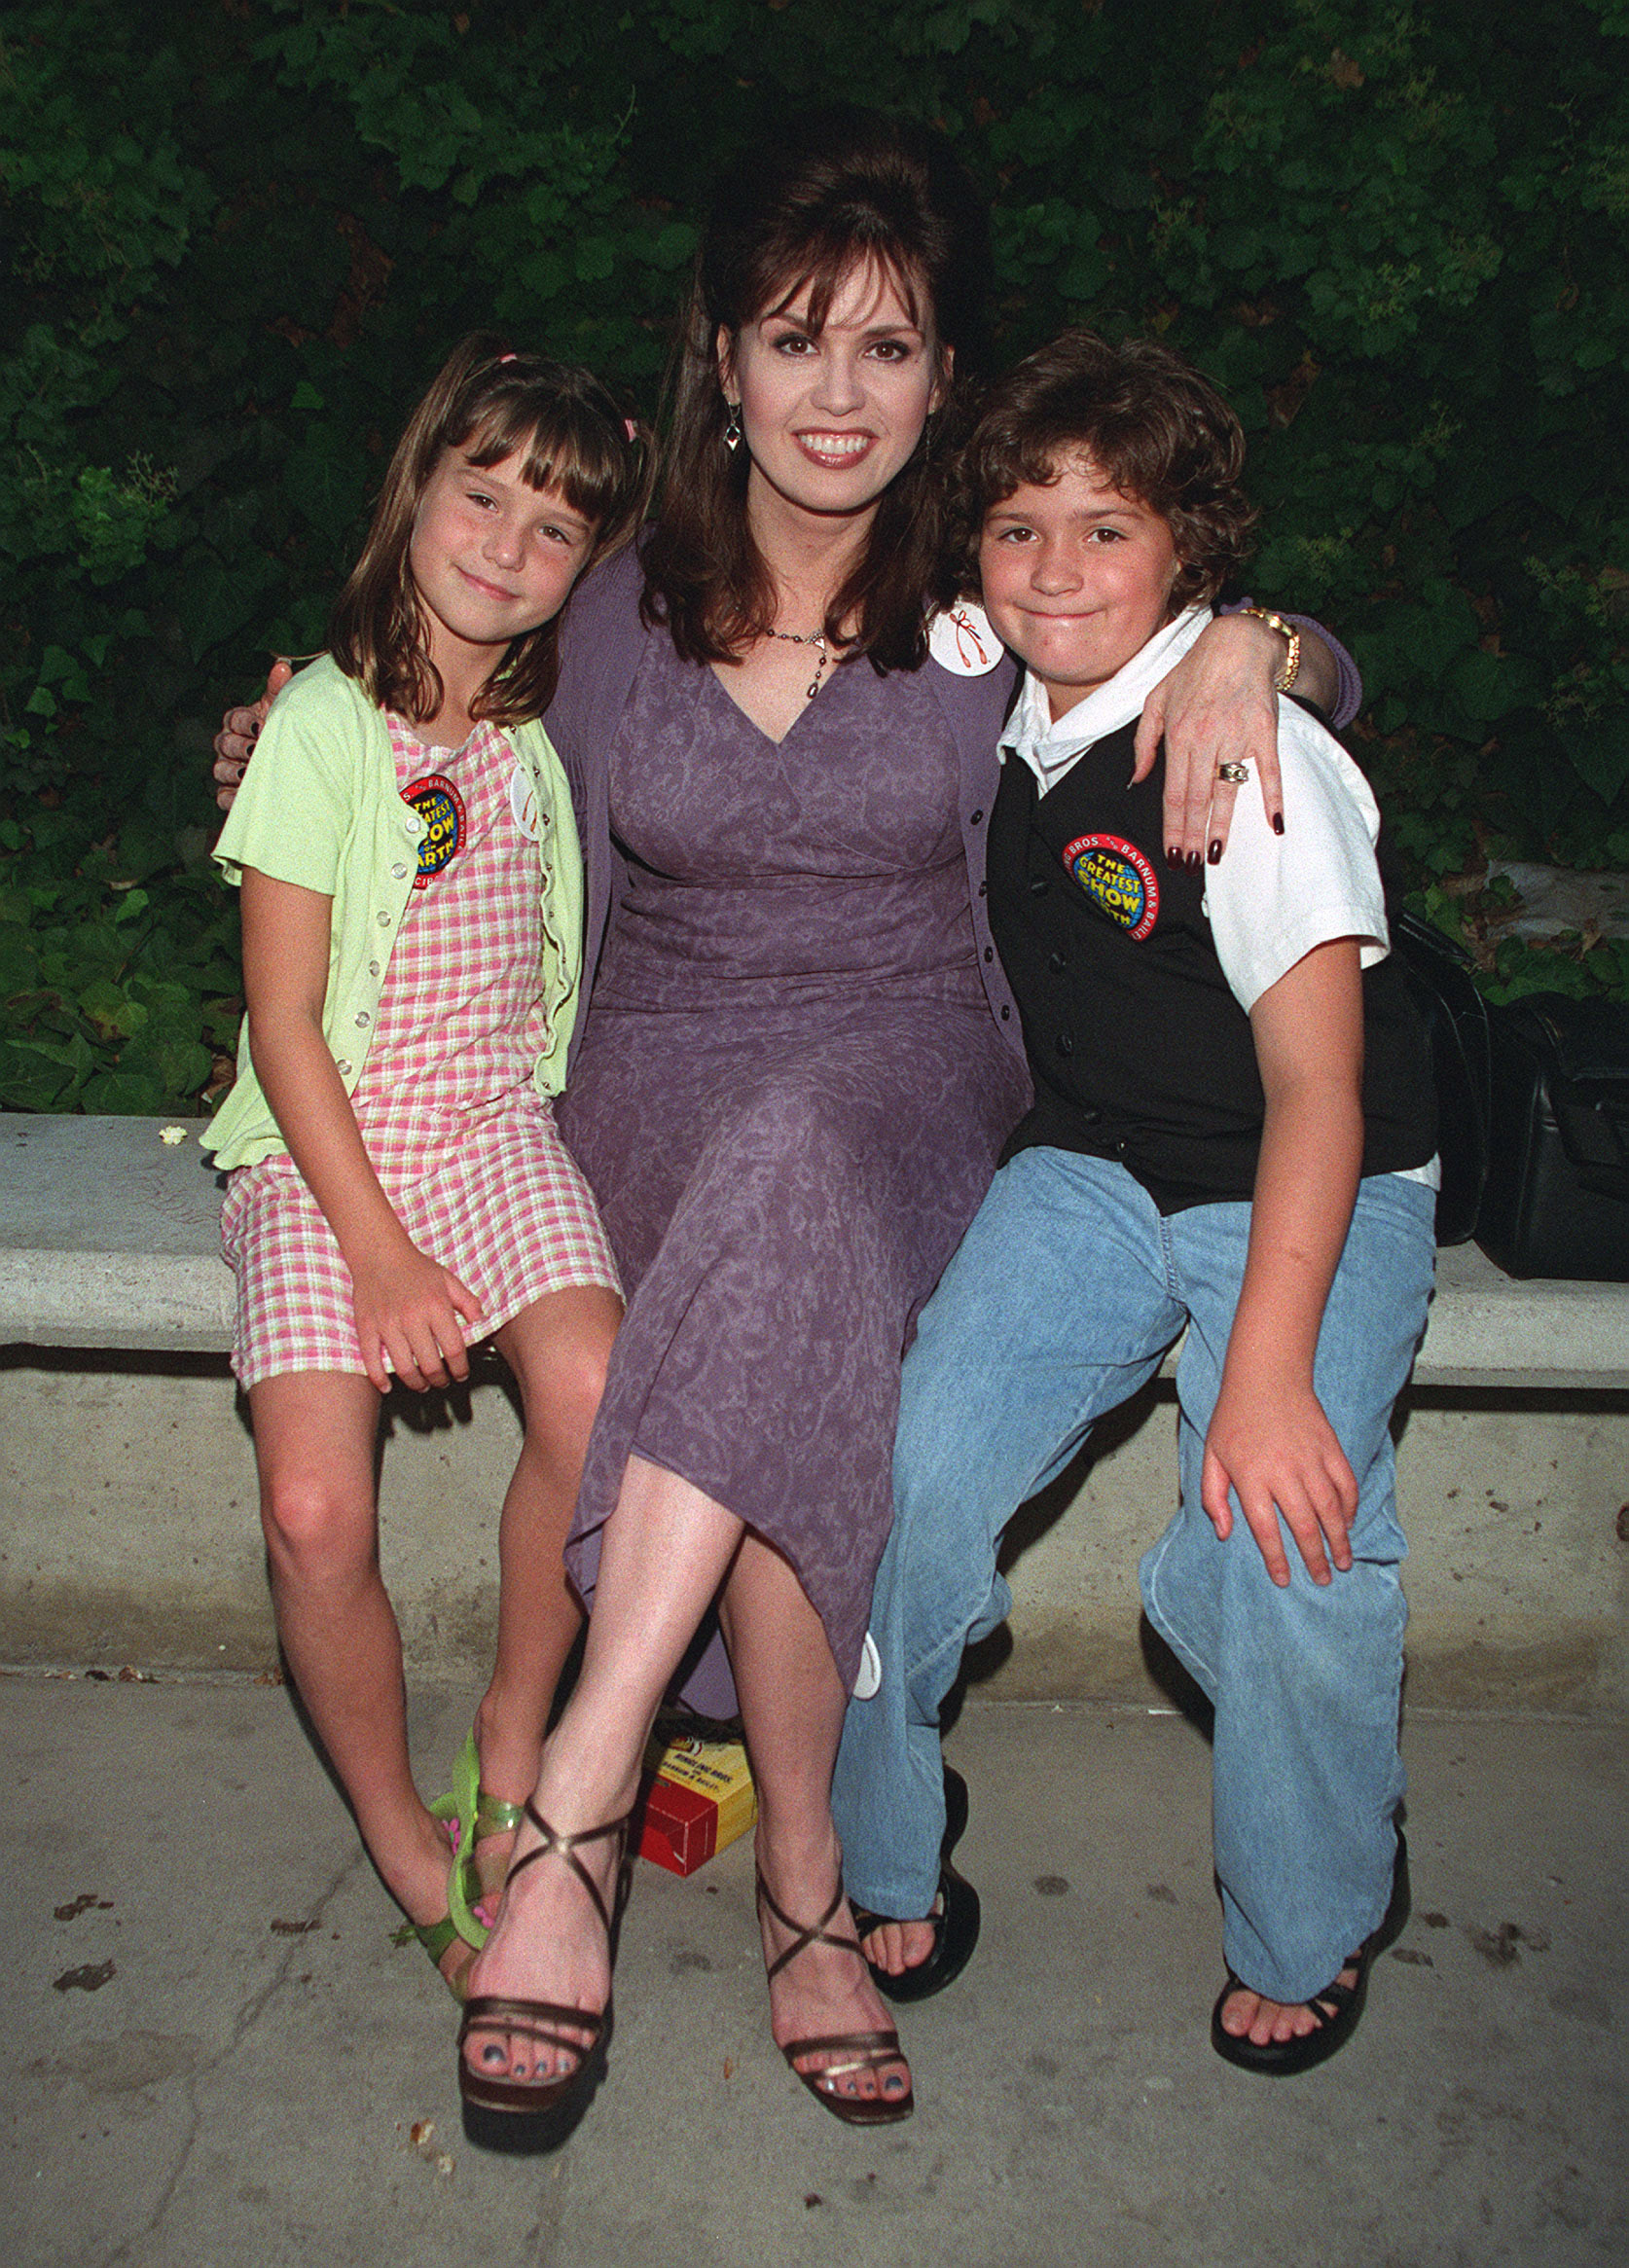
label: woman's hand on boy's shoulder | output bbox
[1135,613,1285,863]
[212,659,293,810]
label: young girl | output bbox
[833,329,1438,2073]
[203,337,650,1998]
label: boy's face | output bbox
[979,455,1180,721]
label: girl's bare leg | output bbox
[251,1371,466,1987]
[461,1454,744,2081]
[470,1285,621,1897]
[720,1538,911,2108]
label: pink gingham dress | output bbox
[222,712,619,1386]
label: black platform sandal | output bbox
[850,1765,982,2004]
[1211,1831,1411,2077]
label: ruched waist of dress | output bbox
[592,863,986,1011]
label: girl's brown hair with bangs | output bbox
[641,109,993,672]
[330,333,653,726]
[952,330,1258,617]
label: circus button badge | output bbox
[928,598,1003,676]
[1065,833,1160,941]
[401,774,466,888]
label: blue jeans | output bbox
[832,1148,1435,2002]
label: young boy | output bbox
[832,331,1439,2072]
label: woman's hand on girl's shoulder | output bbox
[349,1241,485,1395]
[212,659,294,811]
[1135,613,1286,864]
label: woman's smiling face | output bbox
[719,257,947,532]
[979,455,1181,719]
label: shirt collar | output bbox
[1001,606,1212,792]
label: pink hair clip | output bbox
[625,417,638,442]
[497,351,518,365]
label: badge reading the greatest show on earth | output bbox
[402,774,466,888]
[927,599,1003,677]
[1064,833,1160,941]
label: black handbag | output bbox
[1390,908,1492,1246]
[1475,990,1629,1280]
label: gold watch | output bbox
[1240,606,1301,695]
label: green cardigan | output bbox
[203,655,585,1170]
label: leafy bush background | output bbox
[2,0,1625,1113]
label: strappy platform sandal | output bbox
[456,1801,634,2129]
[1211,1831,1411,2077]
[851,1766,981,2004]
[757,1874,915,2127]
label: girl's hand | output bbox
[1200,1374,1358,1588]
[349,1241,485,1395]
[1133,613,1286,864]
[212,659,293,811]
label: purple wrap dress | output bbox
[556,610,1031,1704]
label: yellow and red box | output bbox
[638,1719,757,1877]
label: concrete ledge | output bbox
[0,1115,234,1352]
[5,1117,1629,1386]
[1,1116,1625,1714]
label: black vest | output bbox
[987,715,1437,1213]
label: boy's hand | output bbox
[349,1242,485,1395]
[212,659,293,810]
[1201,1377,1358,1587]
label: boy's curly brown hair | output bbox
[947,328,1257,615]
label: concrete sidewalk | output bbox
[6,1674,1623,2268]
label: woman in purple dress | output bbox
[441,114,1355,2132]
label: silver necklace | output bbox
[769,627,833,702]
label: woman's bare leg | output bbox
[469,1285,621,1897]
[720,1538,911,2108]
[461,1455,746,2082]
[462,1455,909,2106]
[251,1371,466,1987]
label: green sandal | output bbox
[403,1776,484,1999]
[414,1911,476,2002]
[446,1731,525,1949]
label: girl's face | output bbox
[718,258,947,535]
[409,446,597,678]
[978,455,1181,720]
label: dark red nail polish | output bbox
[1165,846,1180,870]
[1209,839,1222,865]
[1272,811,1285,836]
[1186,850,1202,874]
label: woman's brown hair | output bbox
[641,109,992,674]
[951,329,1258,615]
[329,334,653,725]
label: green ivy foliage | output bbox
[1,0,1624,1111]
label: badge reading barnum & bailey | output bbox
[1064,833,1159,941]
[402,774,466,888]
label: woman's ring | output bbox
[1216,761,1250,785]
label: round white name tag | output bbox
[509,764,542,842]
[928,599,1003,677]
[852,1630,882,1701]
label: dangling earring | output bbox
[723,402,742,453]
